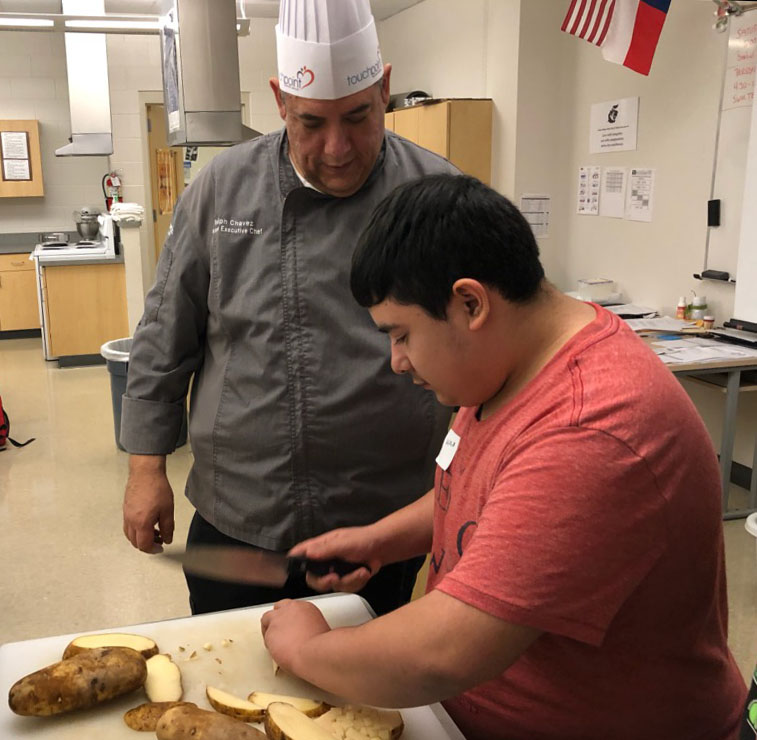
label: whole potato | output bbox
[124,701,196,732]
[8,646,147,716]
[156,704,266,739]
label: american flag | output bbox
[561,0,616,47]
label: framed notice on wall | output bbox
[0,120,43,197]
[1,130,31,181]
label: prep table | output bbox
[0,593,465,740]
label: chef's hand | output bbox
[123,454,174,553]
[289,527,381,594]
[260,599,330,674]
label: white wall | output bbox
[379,0,757,466]
[555,1,726,319]
[0,31,108,232]
[0,21,281,251]
[378,0,489,99]
[104,20,281,288]
[1,4,754,466]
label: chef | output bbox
[120,0,457,617]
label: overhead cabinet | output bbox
[386,99,493,184]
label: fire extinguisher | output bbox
[102,171,122,212]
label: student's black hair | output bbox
[350,174,545,319]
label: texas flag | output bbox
[561,0,671,76]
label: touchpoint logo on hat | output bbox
[346,47,382,88]
[280,65,315,91]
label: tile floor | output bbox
[1,336,756,683]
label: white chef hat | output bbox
[276,0,383,100]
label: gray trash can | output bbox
[100,337,187,451]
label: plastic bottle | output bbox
[691,295,708,326]
[676,296,686,320]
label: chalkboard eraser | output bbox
[702,269,730,281]
[708,199,721,227]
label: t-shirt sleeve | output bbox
[435,426,668,647]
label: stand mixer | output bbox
[73,207,101,242]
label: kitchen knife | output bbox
[162,545,369,587]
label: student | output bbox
[261,174,747,740]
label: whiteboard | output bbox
[705,13,757,284]
[735,80,757,322]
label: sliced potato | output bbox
[8,646,146,716]
[248,691,330,718]
[145,654,183,702]
[315,705,404,740]
[265,702,336,740]
[157,704,267,739]
[206,685,266,721]
[123,701,196,732]
[62,632,159,660]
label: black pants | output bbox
[184,512,425,617]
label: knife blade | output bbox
[162,545,369,587]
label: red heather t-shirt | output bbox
[428,306,746,740]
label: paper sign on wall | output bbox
[577,166,600,215]
[600,167,627,218]
[520,194,550,237]
[590,97,639,153]
[625,168,655,222]
[0,130,31,182]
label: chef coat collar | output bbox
[277,129,388,200]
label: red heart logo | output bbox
[298,66,315,89]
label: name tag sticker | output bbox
[435,429,461,471]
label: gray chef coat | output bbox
[121,129,456,550]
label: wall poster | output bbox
[1,130,31,181]
[589,97,639,153]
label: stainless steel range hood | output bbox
[56,0,113,157]
[159,0,260,146]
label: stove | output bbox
[32,216,117,263]
[31,214,118,360]
[33,239,113,260]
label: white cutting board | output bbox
[0,593,464,740]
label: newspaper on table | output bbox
[650,336,757,365]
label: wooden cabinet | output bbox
[0,253,40,331]
[0,120,44,198]
[43,262,128,357]
[386,99,493,184]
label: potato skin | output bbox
[156,705,266,740]
[124,701,196,732]
[8,646,147,716]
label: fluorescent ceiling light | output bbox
[0,17,54,27]
[0,12,249,35]
[65,19,160,30]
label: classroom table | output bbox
[659,351,757,519]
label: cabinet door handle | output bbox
[11,261,25,267]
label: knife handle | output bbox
[290,557,369,578]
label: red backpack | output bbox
[0,394,34,450]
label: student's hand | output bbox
[289,527,382,593]
[260,599,330,674]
